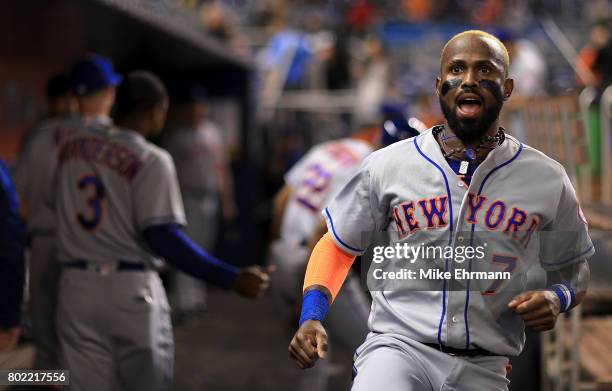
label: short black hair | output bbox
[46,73,72,99]
[114,71,168,119]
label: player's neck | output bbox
[80,108,110,119]
[437,123,504,162]
[443,121,500,148]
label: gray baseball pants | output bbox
[57,268,173,391]
[352,333,509,391]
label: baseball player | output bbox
[13,72,82,369]
[160,87,236,320]
[54,65,271,391]
[289,30,593,390]
[0,159,26,353]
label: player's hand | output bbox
[289,320,328,369]
[232,265,276,299]
[0,327,20,352]
[508,290,561,331]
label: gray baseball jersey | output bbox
[55,120,186,266]
[323,127,594,357]
[13,116,81,235]
[281,138,374,247]
[160,120,225,198]
[273,138,373,391]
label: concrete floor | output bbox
[172,288,354,391]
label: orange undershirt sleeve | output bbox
[303,232,357,302]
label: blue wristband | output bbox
[550,284,575,312]
[299,289,329,326]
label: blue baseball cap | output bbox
[70,54,122,96]
[380,103,420,147]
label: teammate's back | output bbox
[280,138,373,244]
[56,123,184,266]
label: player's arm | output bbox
[142,224,273,299]
[509,168,593,331]
[135,150,273,299]
[289,154,380,369]
[508,260,589,331]
[306,218,327,255]
[289,233,356,369]
[270,184,292,241]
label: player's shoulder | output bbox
[35,116,77,130]
[362,130,421,169]
[110,128,177,179]
[22,116,82,150]
[510,135,568,178]
[128,131,176,171]
[113,127,170,160]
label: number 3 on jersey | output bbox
[77,175,105,230]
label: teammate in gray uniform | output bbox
[160,88,237,320]
[55,63,271,390]
[272,114,418,391]
[289,30,593,390]
[271,137,373,391]
[13,73,81,369]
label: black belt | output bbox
[424,343,496,357]
[64,260,147,273]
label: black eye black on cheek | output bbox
[440,78,461,96]
[478,80,504,102]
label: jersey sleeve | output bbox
[322,155,384,256]
[539,169,595,270]
[132,150,187,231]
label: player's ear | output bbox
[435,77,441,97]
[503,78,514,101]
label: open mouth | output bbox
[456,94,482,119]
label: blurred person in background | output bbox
[45,73,78,120]
[0,159,26,356]
[354,35,394,125]
[161,85,237,322]
[576,20,610,88]
[345,0,377,35]
[498,30,548,142]
[270,106,419,391]
[12,69,90,370]
[18,73,78,150]
[55,67,271,391]
[499,30,548,98]
[595,23,612,93]
[585,19,612,180]
[258,10,313,106]
[199,1,251,58]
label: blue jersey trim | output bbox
[414,137,454,346]
[465,142,524,348]
[324,207,363,253]
[0,160,20,215]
